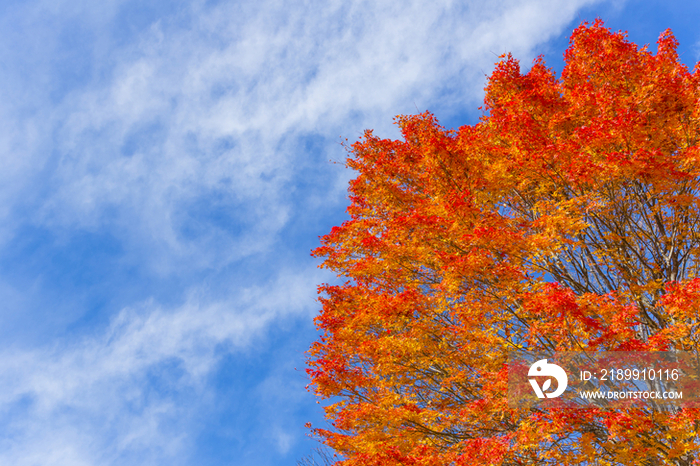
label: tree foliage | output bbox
[306,20,700,465]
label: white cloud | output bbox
[2,0,607,273]
[0,267,320,465]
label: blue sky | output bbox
[0,0,698,465]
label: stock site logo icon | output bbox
[528,359,568,399]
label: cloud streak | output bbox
[5,0,606,270]
[0,267,320,465]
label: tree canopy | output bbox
[306,20,700,465]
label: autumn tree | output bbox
[306,20,700,465]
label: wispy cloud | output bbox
[5,0,606,270]
[0,267,320,465]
